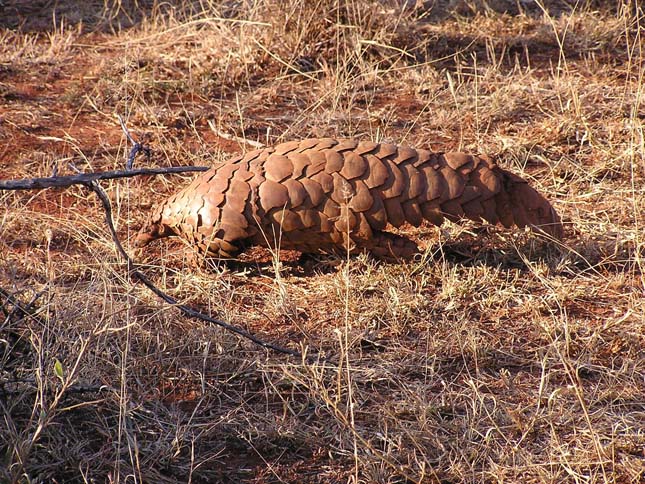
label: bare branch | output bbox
[0,163,308,360]
[0,166,208,191]
[87,179,304,358]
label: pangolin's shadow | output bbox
[202,249,344,278]
[201,234,564,279]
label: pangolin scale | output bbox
[135,138,563,259]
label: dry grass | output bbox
[1,1,644,483]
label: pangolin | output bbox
[135,138,563,259]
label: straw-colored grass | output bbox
[1,1,643,482]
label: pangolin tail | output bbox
[495,169,563,240]
[417,153,563,240]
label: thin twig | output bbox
[207,120,265,149]
[117,115,137,146]
[118,115,151,169]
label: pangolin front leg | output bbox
[135,138,563,260]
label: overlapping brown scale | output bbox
[440,165,466,200]
[312,138,337,150]
[440,199,466,221]
[318,212,334,233]
[404,164,426,200]
[364,154,390,188]
[364,194,388,230]
[215,162,239,182]
[333,139,358,152]
[297,138,321,151]
[322,198,340,220]
[197,204,219,231]
[330,174,354,204]
[352,213,374,240]
[184,208,199,230]
[468,165,501,200]
[402,199,423,227]
[288,152,311,179]
[413,149,439,168]
[310,171,333,194]
[334,208,358,233]
[178,222,194,241]
[383,198,406,227]
[373,142,398,159]
[340,151,368,179]
[300,178,326,206]
[248,171,266,192]
[380,160,407,199]
[355,140,379,155]
[264,154,294,182]
[239,149,262,165]
[225,179,251,213]
[419,164,446,202]
[258,179,289,211]
[329,229,345,246]
[444,152,474,171]
[217,239,239,258]
[458,185,483,206]
[299,209,321,229]
[203,168,232,195]
[270,208,303,232]
[392,146,418,165]
[304,150,327,176]
[282,179,308,207]
[460,194,485,220]
[274,140,301,155]
[324,149,344,173]
[136,138,563,260]
[348,180,373,212]
[248,148,271,173]
[186,192,206,223]
[234,168,255,182]
[420,202,445,226]
[197,219,216,236]
[220,207,248,241]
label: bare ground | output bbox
[1,1,644,483]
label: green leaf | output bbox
[54,358,64,382]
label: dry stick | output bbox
[207,120,265,149]
[0,158,305,360]
[86,179,302,357]
[0,166,208,191]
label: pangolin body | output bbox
[135,138,563,259]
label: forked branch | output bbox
[0,143,306,360]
